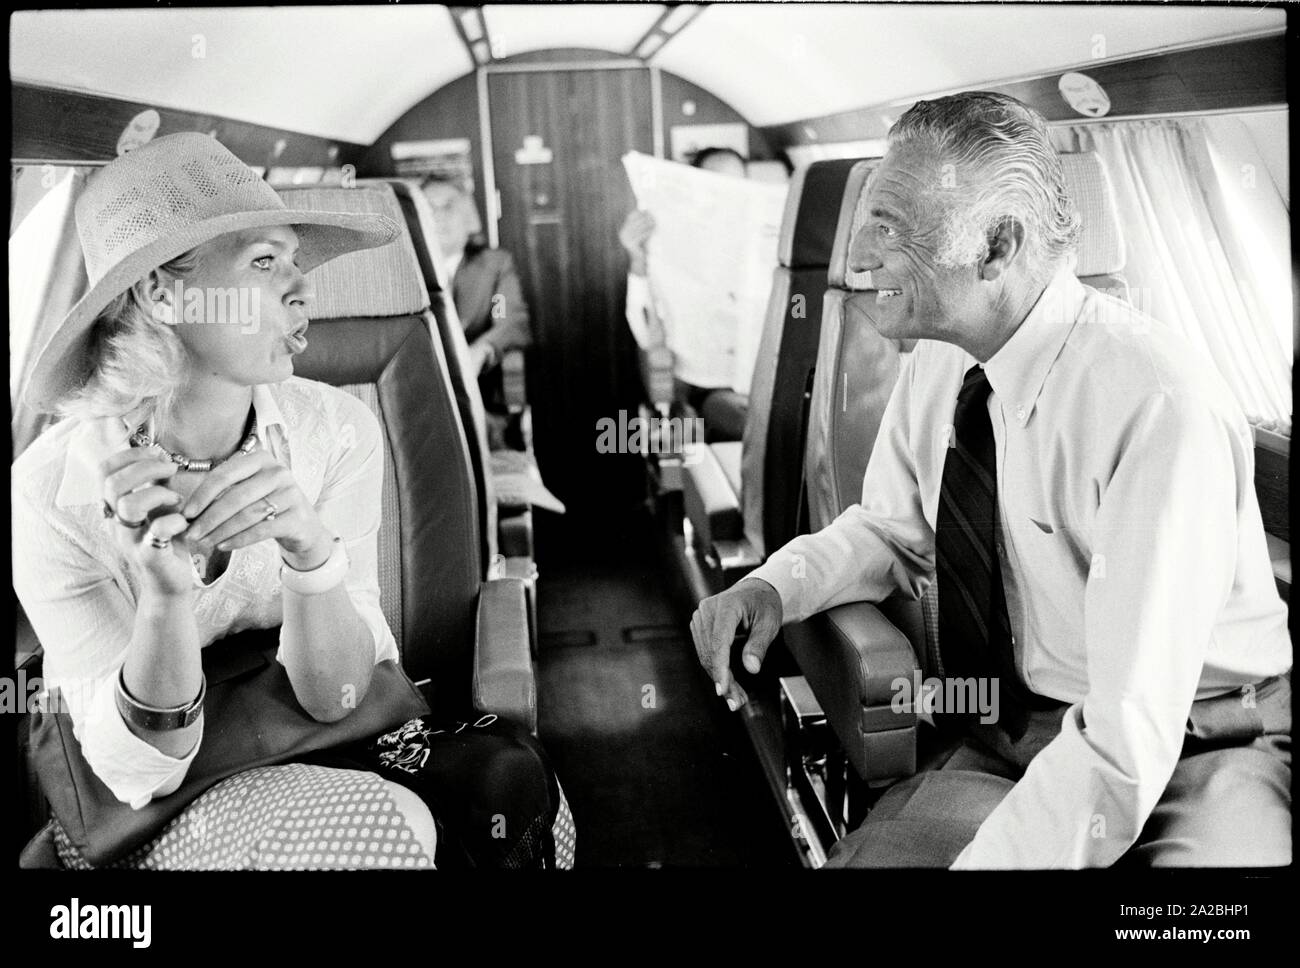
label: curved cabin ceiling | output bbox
[10,4,1286,146]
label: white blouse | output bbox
[12,377,400,808]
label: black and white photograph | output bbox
[6,0,1293,948]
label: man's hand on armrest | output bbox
[688,577,783,713]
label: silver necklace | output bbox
[129,410,258,472]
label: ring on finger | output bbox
[103,498,146,529]
[147,531,172,550]
[260,497,279,522]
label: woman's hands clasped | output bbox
[179,449,331,571]
[101,446,331,590]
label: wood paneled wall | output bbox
[360,48,775,221]
[11,84,366,169]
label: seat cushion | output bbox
[711,440,744,498]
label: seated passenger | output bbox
[13,134,570,870]
[419,175,533,449]
[619,147,752,442]
[691,93,1291,867]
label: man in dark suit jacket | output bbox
[421,177,532,417]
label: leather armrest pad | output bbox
[682,444,743,546]
[819,601,921,708]
[473,578,537,732]
[1266,532,1289,602]
[499,505,534,559]
[787,600,920,719]
[502,348,527,411]
[638,345,676,408]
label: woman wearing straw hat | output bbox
[12,133,442,869]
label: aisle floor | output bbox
[535,554,797,868]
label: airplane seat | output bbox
[279,184,537,730]
[1058,152,1130,302]
[678,159,869,595]
[371,177,538,573]
[784,164,925,788]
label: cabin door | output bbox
[487,67,654,552]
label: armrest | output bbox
[1265,532,1289,603]
[638,344,676,410]
[501,347,528,413]
[784,600,921,782]
[682,443,744,549]
[473,578,537,732]
[498,505,534,560]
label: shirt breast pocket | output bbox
[1028,517,1057,535]
[1010,514,1086,580]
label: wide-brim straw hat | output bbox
[24,132,401,412]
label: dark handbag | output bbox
[26,627,430,867]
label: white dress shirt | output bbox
[444,248,463,289]
[12,377,400,808]
[748,266,1290,868]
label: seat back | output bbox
[800,164,932,651]
[1059,152,1129,301]
[801,160,911,535]
[366,177,499,568]
[741,158,868,559]
[278,184,482,718]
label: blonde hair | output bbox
[59,248,202,432]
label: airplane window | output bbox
[10,165,91,439]
[1053,115,1292,433]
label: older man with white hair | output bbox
[690,92,1291,868]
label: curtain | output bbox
[1051,119,1292,433]
[10,166,91,458]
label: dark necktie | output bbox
[934,364,1041,740]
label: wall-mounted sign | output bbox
[514,135,553,165]
[1058,72,1111,118]
[116,109,160,156]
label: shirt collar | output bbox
[981,266,1086,429]
[444,249,463,284]
[55,384,287,509]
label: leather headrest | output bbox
[277,184,429,318]
[780,158,869,270]
[826,160,878,289]
[1059,152,1126,277]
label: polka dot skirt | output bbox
[553,782,576,870]
[53,764,434,871]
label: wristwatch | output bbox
[115,667,206,731]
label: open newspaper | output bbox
[622,152,788,397]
